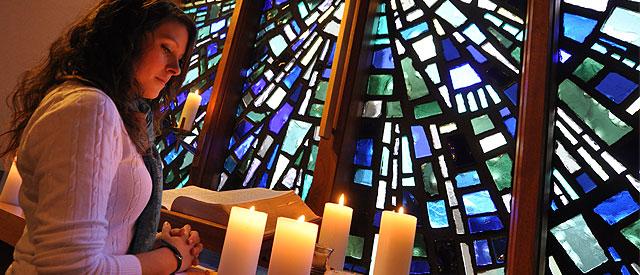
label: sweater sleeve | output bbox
[18,89,141,274]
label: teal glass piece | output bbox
[427,200,449,228]
[485,154,512,191]
[355,169,373,186]
[621,219,640,249]
[315,81,328,101]
[400,22,429,40]
[558,79,632,145]
[601,8,640,47]
[421,163,438,195]
[463,24,487,45]
[462,190,498,215]
[367,75,394,95]
[269,34,288,56]
[435,1,467,28]
[487,27,513,48]
[471,114,495,135]
[572,57,603,82]
[550,215,608,272]
[414,101,443,119]
[563,13,598,43]
[401,58,429,100]
[455,170,481,188]
[281,120,312,155]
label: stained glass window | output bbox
[343,0,526,272]
[545,0,640,272]
[157,0,236,189]
[217,0,345,198]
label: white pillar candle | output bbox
[217,206,268,275]
[372,207,417,275]
[268,215,318,275]
[318,194,353,270]
[0,158,22,206]
[179,91,202,130]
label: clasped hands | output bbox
[157,221,204,272]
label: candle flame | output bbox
[298,215,306,222]
[249,206,255,212]
[398,207,404,214]
[339,194,345,206]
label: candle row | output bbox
[217,196,417,275]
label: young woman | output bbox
[1,1,203,273]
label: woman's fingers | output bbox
[187,230,200,245]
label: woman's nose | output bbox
[167,59,181,76]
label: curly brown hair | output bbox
[1,0,196,157]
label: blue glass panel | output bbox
[224,156,237,172]
[473,239,493,266]
[235,119,254,137]
[355,169,373,186]
[595,72,638,104]
[258,173,268,188]
[455,170,481,188]
[499,107,511,117]
[466,45,487,63]
[442,38,460,61]
[551,200,558,211]
[608,247,621,262]
[411,126,432,158]
[468,215,504,233]
[492,238,508,264]
[462,190,498,215]
[373,48,395,69]
[373,209,382,228]
[410,259,430,274]
[251,78,267,95]
[504,117,516,137]
[593,191,640,225]
[400,22,429,40]
[200,87,213,106]
[575,173,596,193]
[207,43,218,57]
[234,135,255,158]
[427,200,449,228]
[354,139,374,166]
[504,83,518,105]
[267,145,280,169]
[269,103,294,134]
[563,13,597,43]
[284,65,302,88]
[622,266,631,275]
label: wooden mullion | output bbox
[506,0,559,271]
[307,0,378,214]
[188,0,262,189]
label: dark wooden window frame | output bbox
[187,0,559,272]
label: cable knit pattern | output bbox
[8,81,151,274]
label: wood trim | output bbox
[307,0,378,214]
[506,0,559,271]
[0,202,25,246]
[188,0,262,189]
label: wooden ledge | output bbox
[0,202,25,246]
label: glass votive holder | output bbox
[310,244,334,275]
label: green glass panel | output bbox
[386,101,403,118]
[421,162,438,195]
[281,120,312,155]
[367,75,393,95]
[486,153,513,191]
[401,58,429,100]
[295,151,304,165]
[309,103,324,117]
[558,79,632,145]
[246,111,267,122]
[572,57,604,82]
[511,47,521,62]
[346,235,365,259]
[488,27,513,48]
[471,114,495,135]
[315,81,328,101]
[308,145,318,170]
[550,214,608,273]
[414,101,443,119]
[621,218,640,249]
[413,234,428,257]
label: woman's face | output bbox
[134,20,189,99]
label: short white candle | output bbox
[179,91,202,130]
[267,215,318,275]
[372,207,417,275]
[318,194,353,270]
[217,206,267,275]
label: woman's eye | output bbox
[162,45,171,54]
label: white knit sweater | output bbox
[8,81,151,274]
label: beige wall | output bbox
[0,0,97,168]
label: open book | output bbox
[162,186,320,234]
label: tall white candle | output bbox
[217,206,267,275]
[372,207,417,275]
[0,158,22,206]
[268,215,318,275]
[318,194,353,270]
[179,91,202,130]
